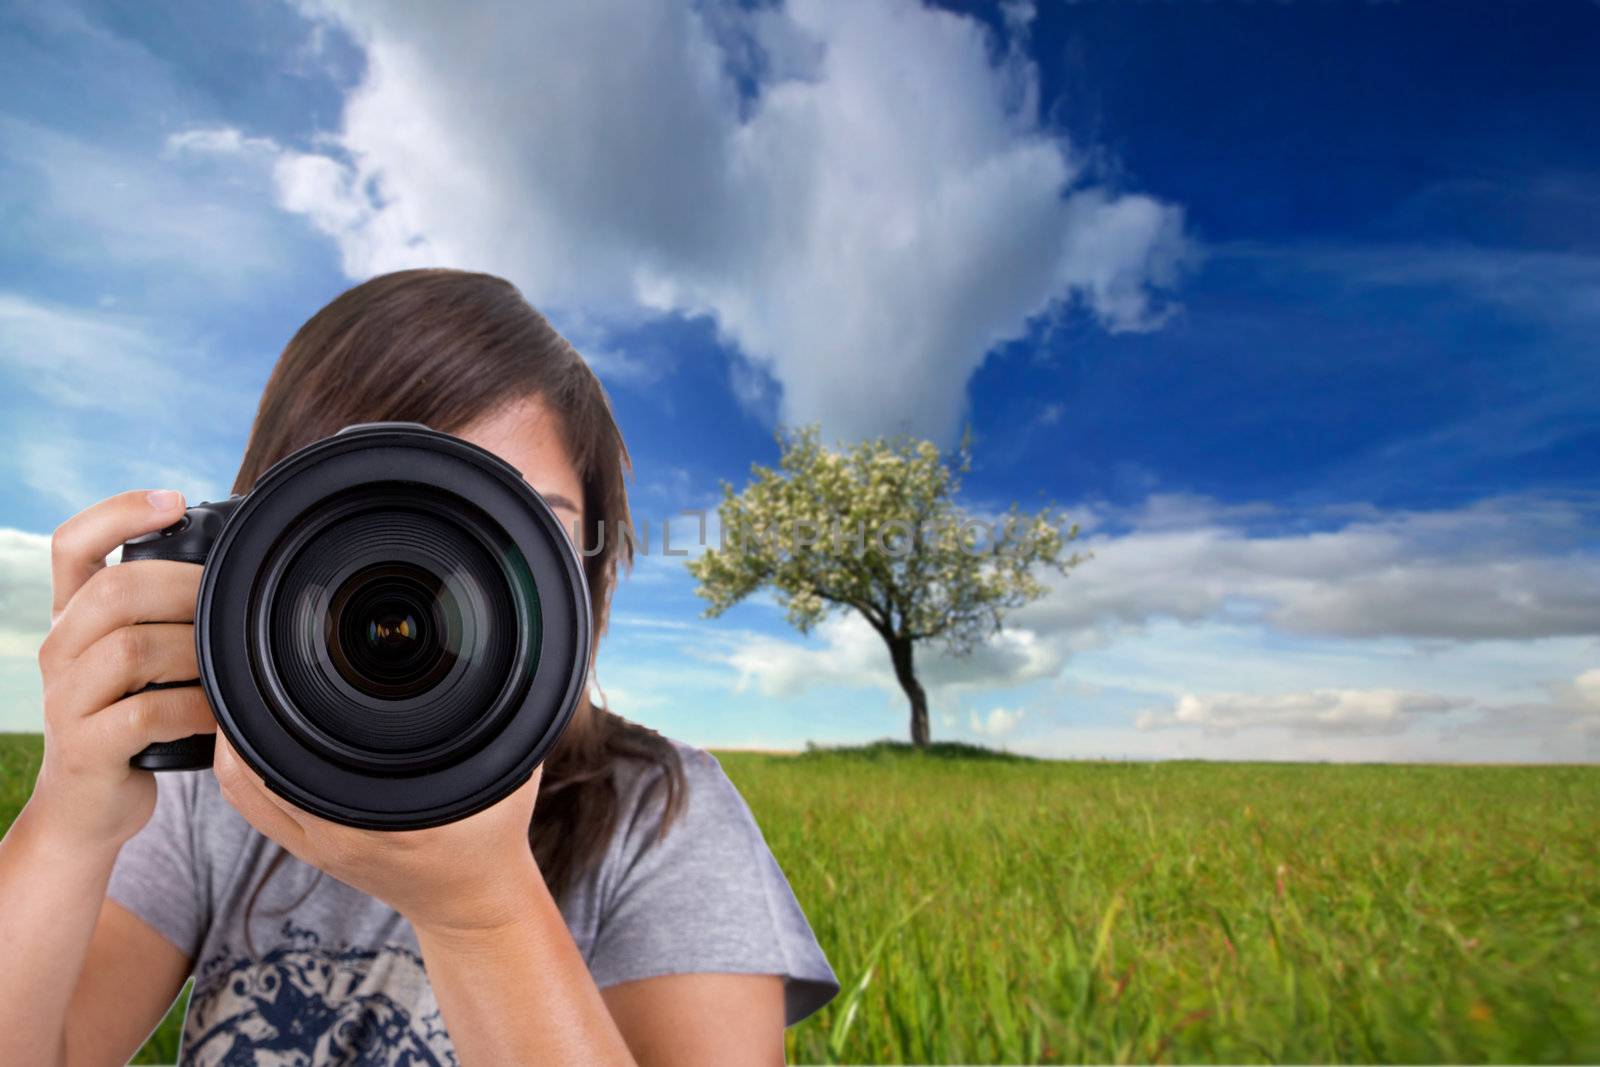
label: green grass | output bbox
[4,734,1596,1064]
[727,742,1600,1065]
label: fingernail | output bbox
[147,490,182,511]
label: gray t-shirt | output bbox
[107,737,838,1065]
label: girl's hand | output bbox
[212,734,544,934]
[28,491,216,852]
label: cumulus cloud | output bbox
[1455,667,1600,756]
[1134,688,1465,735]
[1019,491,1600,644]
[1569,668,1600,709]
[0,530,50,654]
[258,0,1188,440]
[0,529,51,731]
[970,706,1025,737]
[720,614,891,697]
[714,611,1066,704]
[165,127,282,159]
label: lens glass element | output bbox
[254,486,541,769]
[326,561,457,699]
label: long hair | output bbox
[240,268,686,931]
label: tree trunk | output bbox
[887,636,931,747]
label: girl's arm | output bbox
[599,971,785,1067]
[0,814,192,1065]
[414,856,787,1066]
[411,849,639,1065]
[213,738,788,1065]
[0,491,215,1065]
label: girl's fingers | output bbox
[49,490,187,620]
[42,561,202,666]
[58,624,199,723]
[95,684,215,759]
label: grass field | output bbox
[4,733,1597,1064]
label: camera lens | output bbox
[326,562,457,699]
[254,485,541,770]
[196,425,590,829]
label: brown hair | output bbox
[241,268,685,932]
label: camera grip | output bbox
[121,500,241,772]
[131,737,215,770]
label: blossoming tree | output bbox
[687,426,1086,747]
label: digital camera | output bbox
[120,422,591,830]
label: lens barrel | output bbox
[193,424,589,829]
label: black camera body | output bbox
[120,423,591,830]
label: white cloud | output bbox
[0,294,246,512]
[1018,722,1517,764]
[588,681,668,714]
[970,706,1025,737]
[262,0,1188,441]
[0,530,50,654]
[0,292,186,412]
[0,116,295,286]
[1455,667,1600,756]
[165,127,282,159]
[0,530,51,732]
[705,609,1065,707]
[13,433,230,516]
[1229,241,1600,327]
[721,613,890,698]
[1134,688,1464,735]
[1020,492,1600,644]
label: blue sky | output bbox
[2,0,1597,760]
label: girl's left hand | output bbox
[212,734,543,935]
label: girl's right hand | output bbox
[26,490,217,853]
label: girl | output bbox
[0,268,839,1065]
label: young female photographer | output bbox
[0,268,838,1065]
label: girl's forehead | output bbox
[456,396,583,518]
